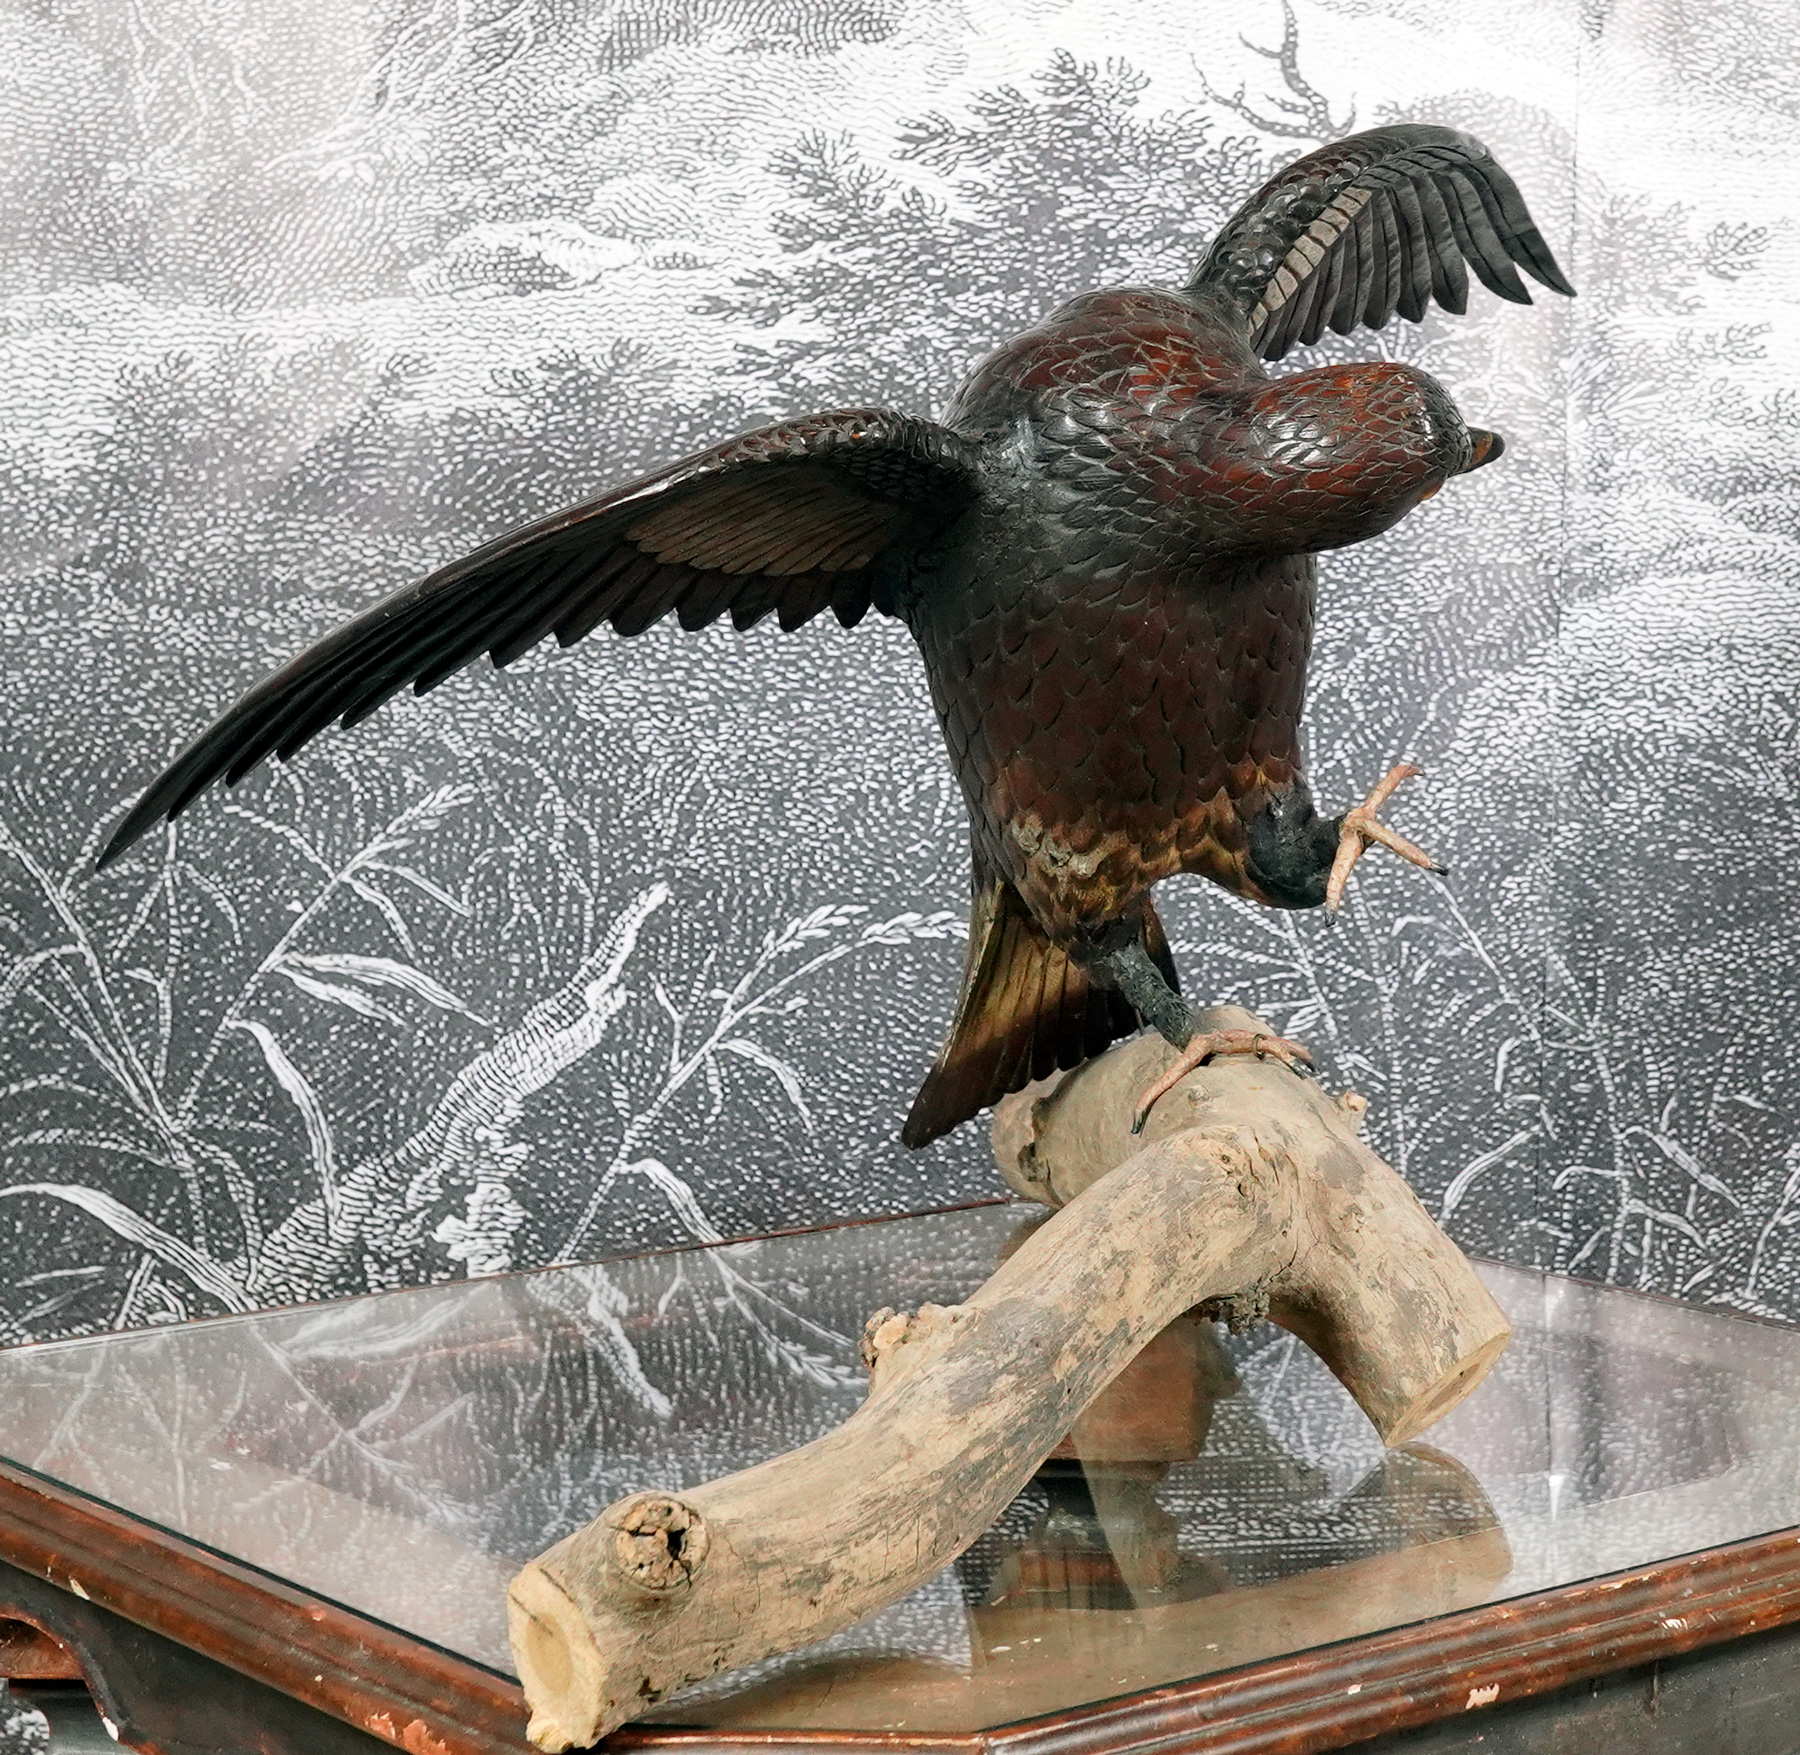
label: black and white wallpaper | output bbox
[1,0,1797,1343]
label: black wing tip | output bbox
[100,735,307,869]
[97,722,281,870]
[1509,248,1575,302]
[97,799,166,869]
[1534,257,1578,299]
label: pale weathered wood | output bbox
[508,1008,1510,1750]
[995,1009,1514,1444]
[634,1450,1512,1734]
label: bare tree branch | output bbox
[1195,0,1355,143]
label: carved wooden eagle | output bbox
[102,125,1572,1147]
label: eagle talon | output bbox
[1325,763,1447,915]
[1131,1027,1315,1134]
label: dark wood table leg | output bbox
[0,1563,394,1755]
[0,1619,80,1683]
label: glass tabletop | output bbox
[0,1203,1795,1734]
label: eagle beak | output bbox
[1461,428,1506,473]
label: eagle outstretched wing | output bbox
[100,409,981,866]
[1189,124,1575,360]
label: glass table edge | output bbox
[0,1205,1792,1373]
[0,1197,1020,1363]
[0,1452,529,1751]
[5,1208,1800,1748]
[4,1449,1800,1753]
[0,1452,515,1677]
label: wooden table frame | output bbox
[4,1454,1800,1755]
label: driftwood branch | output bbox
[665,1447,1510,1733]
[509,1008,1510,1749]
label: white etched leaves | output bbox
[272,951,485,1026]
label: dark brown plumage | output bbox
[98,125,1573,1149]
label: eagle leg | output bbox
[1325,763,1447,914]
[1128,1028,1314,1135]
[1079,935,1312,1136]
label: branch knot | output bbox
[860,1302,967,1383]
[604,1494,709,1595]
[1198,1284,1272,1334]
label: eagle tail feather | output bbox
[900,872,1175,1149]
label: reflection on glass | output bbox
[0,1204,1790,1732]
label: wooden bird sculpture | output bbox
[100,125,1573,1149]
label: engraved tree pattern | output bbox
[2,0,1798,1360]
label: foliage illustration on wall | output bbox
[2,0,1798,1359]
